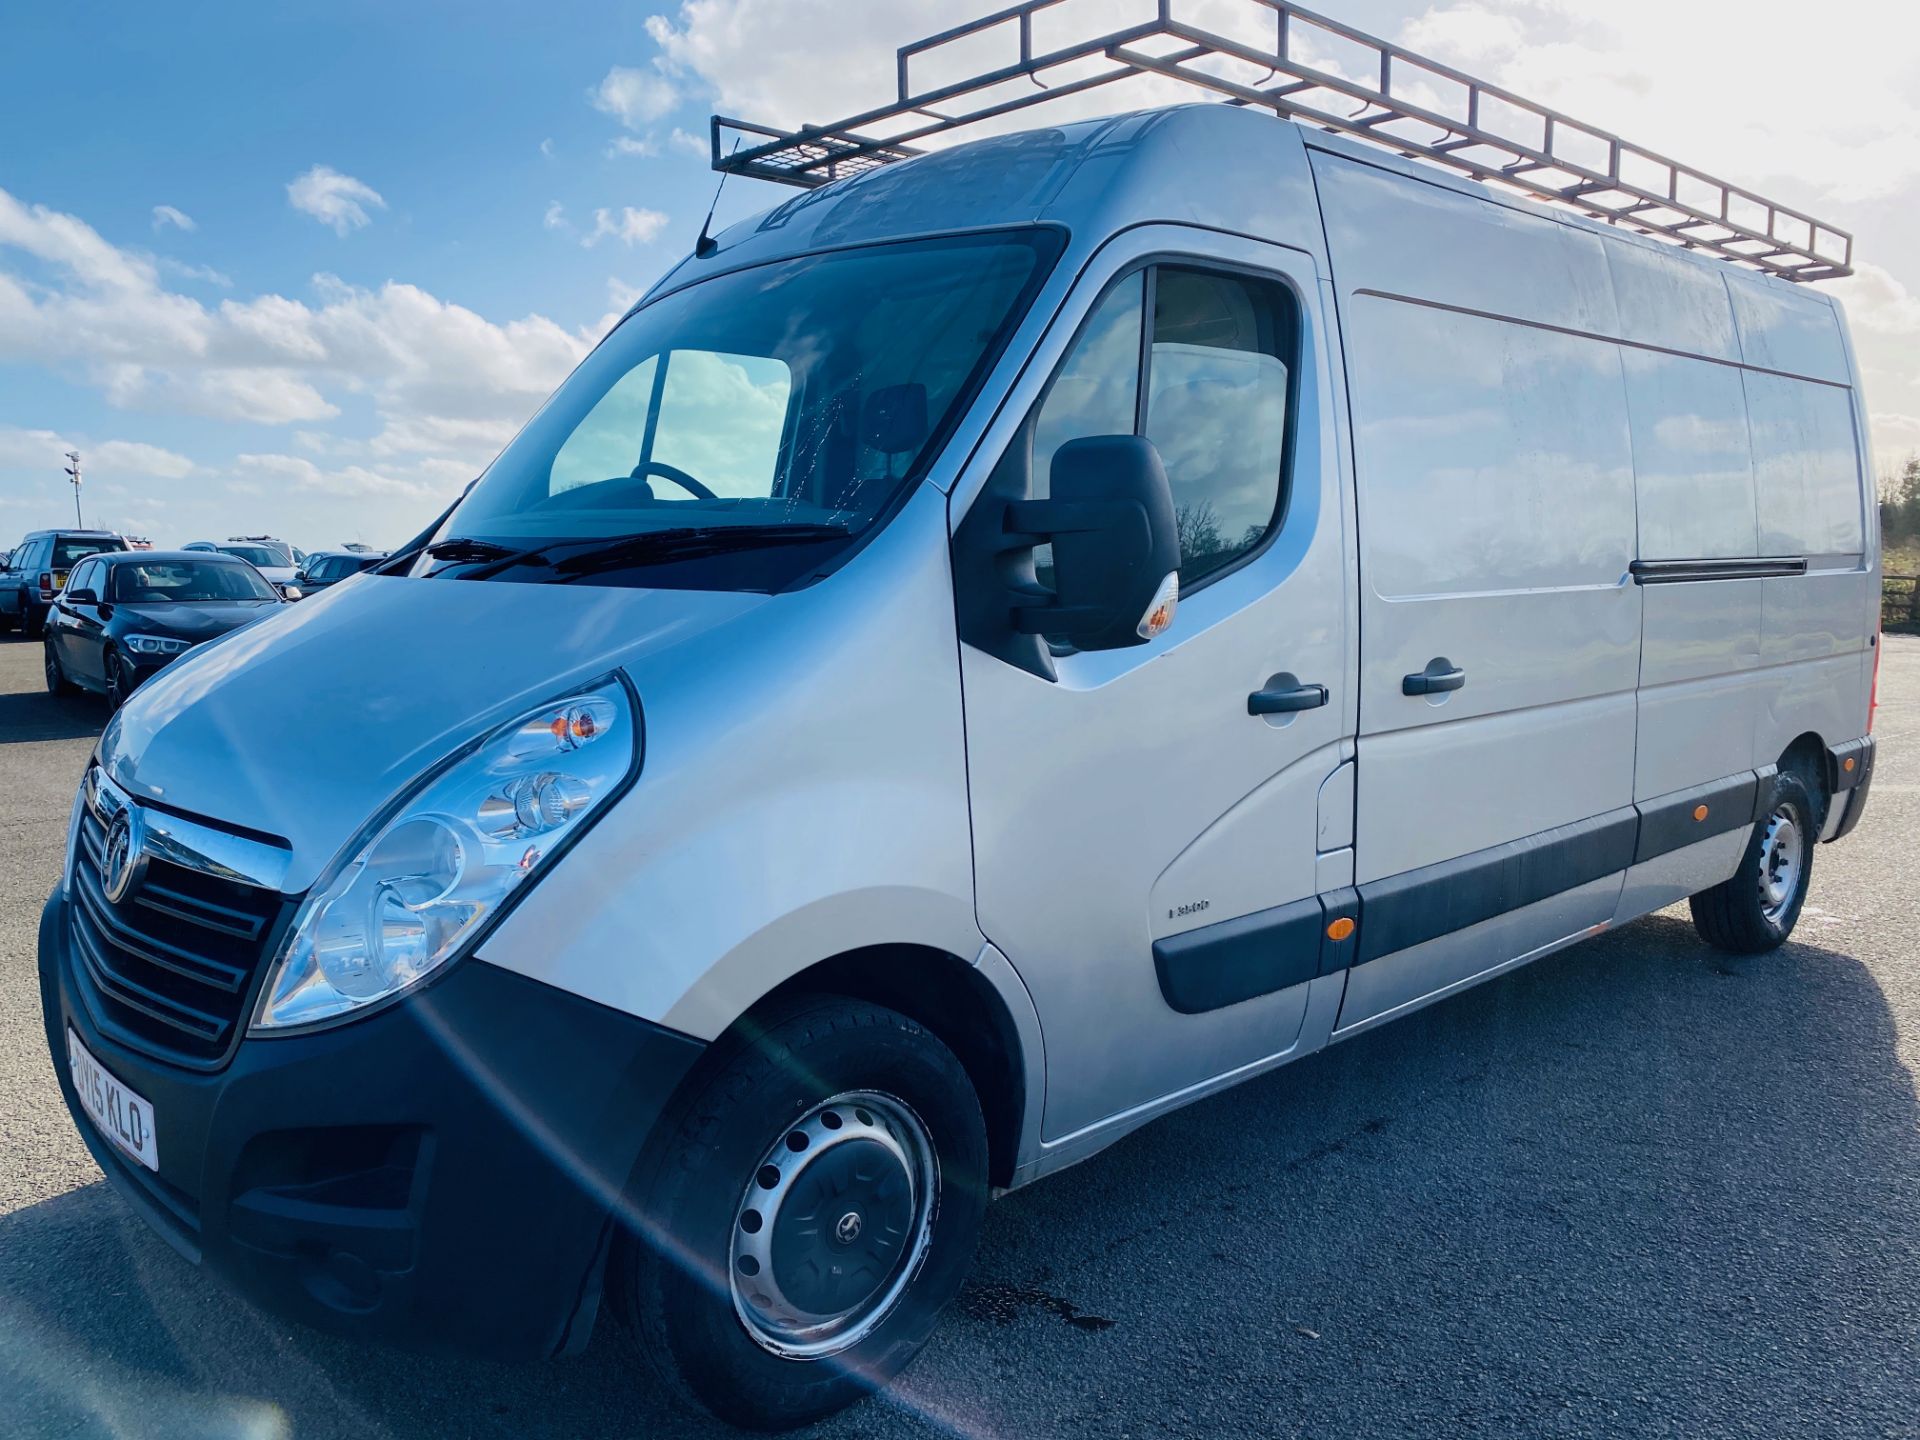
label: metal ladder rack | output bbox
[711,0,1852,282]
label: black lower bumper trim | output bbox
[40,888,705,1360]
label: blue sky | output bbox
[3,0,1916,550]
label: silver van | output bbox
[40,8,1880,1429]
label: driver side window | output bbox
[547,350,793,501]
[1022,262,1297,590]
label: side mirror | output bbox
[1008,434,1182,651]
[66,587,98,605]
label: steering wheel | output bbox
[536,460,718,510]
[626,460,716,500]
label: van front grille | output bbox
[69,798,288,1068]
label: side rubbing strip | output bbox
[1629,557,1807,584]
[1153,895,1324,1015]
[1634,772,1760,863]
[1355,808,1639,965]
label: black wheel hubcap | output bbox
[770,1137,914,1317]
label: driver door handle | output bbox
[1247,682,1329,716]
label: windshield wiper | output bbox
[424,536,525,563]
[448,524,853,582]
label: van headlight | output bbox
[252,675,640,1032]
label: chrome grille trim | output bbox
[87,769,291,892]
[67,766,291,1068]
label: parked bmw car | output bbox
[184,540,303,598]
[295,549,389,593]
[44,551,283,707]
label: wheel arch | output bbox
[1774,730,1831,824]
[747,944,1038,1189]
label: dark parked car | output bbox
[295,549,389,592]
[0,529,128,636]
[43,551,283,707]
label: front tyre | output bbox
[616,997,988,1431]
[104,650,135,710]
[1689,770,1818,954]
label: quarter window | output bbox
[1020,263,1296,591]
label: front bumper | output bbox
[39,889,705,1359]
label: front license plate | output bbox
[67,1027,159,1172]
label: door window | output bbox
[1146,268,1294,585]
[1019,263,1296,591]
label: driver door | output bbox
[956,230,1357,1145]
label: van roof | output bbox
[700,0,1849,285]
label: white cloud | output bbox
[1870,413,1920,464]
[0,425,194,481]
[103,365,341,425]
[286,164,387,236]
[161,257,233,287]
[668,126,709,158]
[1398,0,1920,206]
[539,137,556,158]
[232,451,450,501]
[151,204,196,233]
[543,200,571,233]
[607,135,661,159]
[583,206,670,247]
[1831,263,1920,339]
[0,186,596,490]
[590,65,680,128]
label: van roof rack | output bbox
[711,0,1852,282]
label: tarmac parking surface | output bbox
[1,631,1915,1439]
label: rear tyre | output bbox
[1689,770,1818,954]
[615,996,988,1431]
[43,640,78,697]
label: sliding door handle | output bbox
[1248,682,1329,716]
[1403,659,1467,696]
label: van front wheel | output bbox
[615,996,988,1431]
[1689,770,1818,953]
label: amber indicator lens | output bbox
[1692,804,1709,821]
[1326,916,1356,942]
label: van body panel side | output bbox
[1335,287,1641,883]
[1745,371,1867,559]
[1613,828,1753,924]
[1602,236,1743,362]
[1332,873,1623,1043]
[1623,350,1759,561]
[1309,150,1619,336]
[1724,269,1853,385]
[1316,145,1645,1029]
[477,486,985,1041]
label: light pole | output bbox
[64,450,83,527]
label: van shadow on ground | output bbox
[2,914,1916,1439]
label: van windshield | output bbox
[428,228,1060,590]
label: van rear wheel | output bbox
[1689,770,1818,954]
[614,996,988,1431]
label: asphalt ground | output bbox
[1,629,1915,1440]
